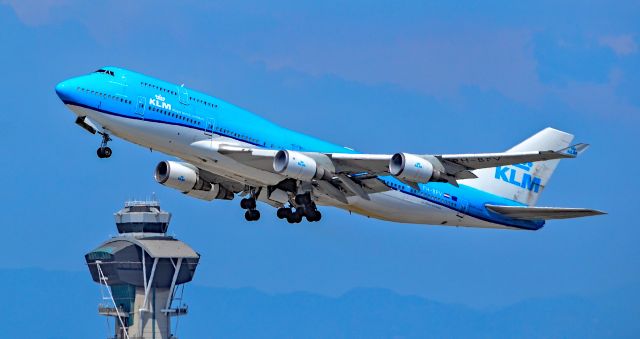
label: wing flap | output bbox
[327,153,391,175]
[486,204,606,220]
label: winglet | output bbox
[557,143,590,158]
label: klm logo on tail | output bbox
[495,162,541,193]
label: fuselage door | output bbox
[204,118,215,137]
[136,96,146,116]
[178,85,189,105]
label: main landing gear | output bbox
[96,132,112,159]
[276,193,322,223]
[240,189,322,223]
[240,191,260,221]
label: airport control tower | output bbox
[85,200,200,339]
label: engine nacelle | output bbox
[389,153,434,183]
[273,150,328,181]
[154,161,234,201]
[185,183,234,201]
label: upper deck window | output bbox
[95,69,115,76]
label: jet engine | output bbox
[154,161,233,201]
[388,153,435,183]
[273,150,329,181]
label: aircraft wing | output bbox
[188,140,588,203]
[324,153,391,175]
[438,143,589,171]
[215,145,277,172]
[193,141,587,176]
[486,204,606,220]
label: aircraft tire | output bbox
[102,147,112,158]
[313,211,322,222]
[277,208,290,219]
[287,212,303,223]
[306,210,322,222]
[240,198,256,210]
[245,210,260,221]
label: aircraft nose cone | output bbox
[55,80,73,101]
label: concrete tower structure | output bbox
[86,200,200,339]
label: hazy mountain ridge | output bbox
[1,269,637,338]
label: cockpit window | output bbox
[95,69,115,76]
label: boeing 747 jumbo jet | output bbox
[55,67,604,229]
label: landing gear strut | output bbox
[96,132,112,159]
[240,189,260,221]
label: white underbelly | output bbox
[341,191,510,229]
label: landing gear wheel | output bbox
[277,207,291,219]
[240,198,257,210]
[304,205,316,217]
[286,215,295,223]
[97,132,112,159]
[241,189,261,222]
[251,210,260,221]
[295,209,305,223]
[306,211,322,222]
[244,210,260,221]
[102,147,112,158]
[97,147,112,158]
[287,210,303,223]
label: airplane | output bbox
[54,67,605,230]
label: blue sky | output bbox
[0,0,638,314]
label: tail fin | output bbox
[463,128,576,206]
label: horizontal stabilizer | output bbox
[486,204,606,220]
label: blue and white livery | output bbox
[55,67,605,230]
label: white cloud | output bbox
[552,68,639,119]
[598,34,638,56]
[0,0,71,26]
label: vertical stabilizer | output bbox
[462,128,574,206]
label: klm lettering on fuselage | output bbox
[149,94,172,110]
[494,162,541,193]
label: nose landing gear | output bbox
[96,132,112,159]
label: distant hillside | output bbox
[1,269,638,339]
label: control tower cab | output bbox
[86,200,199,339]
